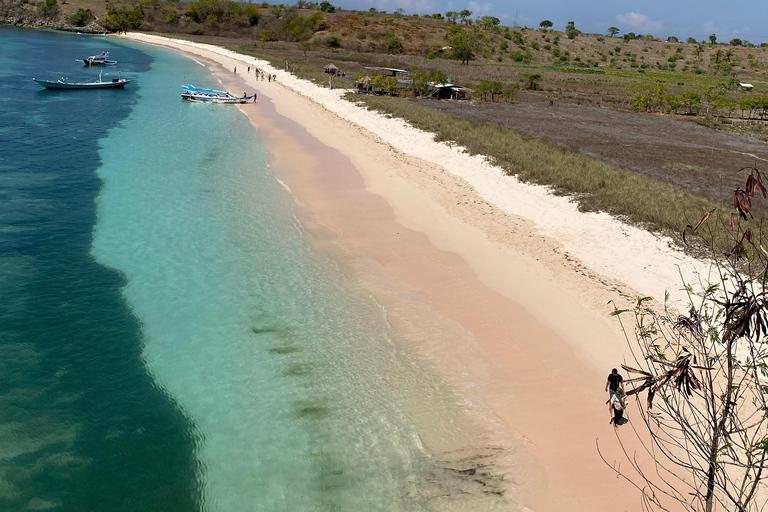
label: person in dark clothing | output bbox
[605,368,624,403]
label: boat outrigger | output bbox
[81,51,117,66]
[181,85,252,104]
[33,70,130,90]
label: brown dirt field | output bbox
[415,93,768,207]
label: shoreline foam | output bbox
[121,32,694,511]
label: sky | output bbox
[331,0,768,44]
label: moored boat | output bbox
[181,85,252,104]
[82,51,117,66]
[33,71,130,90]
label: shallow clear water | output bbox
[0,27,482,511]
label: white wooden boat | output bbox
[82,51,116,66]
[181,85,252,104]
[33,71,130,90]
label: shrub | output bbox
[246,6,260,26]
[522,72,542,90]
[385,34,404,53]
[319,1,335,13]
[69,8,93,26]
[326,35,341,47]
[259,30,274,41]
[37,0,59,18]
[166,10,179,24]
[186,0,243,24]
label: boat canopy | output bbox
[182,84,230,95]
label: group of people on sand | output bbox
[605,367,628,427]
[242,66,276,82]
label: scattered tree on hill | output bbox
[608,26,620,37]
[450,26,481,64]
[709,33,717,44]
[385,34,404,53]
[667,36,679,43]
[730,38,743,46]
[69,7,93,26]
[318,1,335,13]
[604,170,768,512]
[476,80,504,101]
[521,72,542,90]
[246,5,260,25]
[104,4,143,31]
[298,41,310,59]
[37,0,59,19]
[565,20,580,39]
[445,11,458,23]
[628,83,665,112]
[478,15,500,28]
[458,9,472,23]
[539,19,553,29]
[678,91,702,114]
[687,36,697,44]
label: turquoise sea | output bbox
[0,27,504,511]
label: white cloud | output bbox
[467,1,494,16]
[615,12,664,33]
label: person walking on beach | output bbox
[253,92,258,103]
[605,368,624,403]
[247,66,250,73]
[609,388,628,426]
[234,67,237,74]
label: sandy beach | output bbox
[121,33,704,511]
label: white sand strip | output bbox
[122,33,711,310]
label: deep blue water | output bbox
[0,27,201,511]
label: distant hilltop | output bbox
[4,0,768,78]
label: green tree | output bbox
[687,36,697,44]
[679,91,701,114]
[709,33,717,44]
[628,83,665,112]
[458,9,472,23]
[69,7,93,26]
[450,27,481,64]
[445,11,458,22]
[37,0,59,19]
[298,42,310,59]
[478,15,500,28]
[319,1,335,13]
[665,94,682,113]
[385,34,404,53]
[608,26,619,37]
[521,72,542,90]
[246,5,260,26]
[539,19,553,29]
[565,20,580,39]
[730,38,743,46]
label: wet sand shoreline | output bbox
[123,33,665,511]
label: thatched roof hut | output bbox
[324,63,339,73]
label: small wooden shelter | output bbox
[324,63,339,74]
[429,83,472,100]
